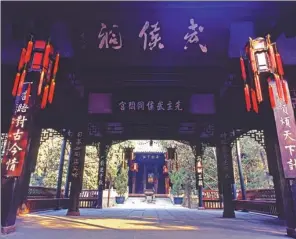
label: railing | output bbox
[234,189,277,216]
[23,187,277,216]
[79,190,98,208]
[203,189,223,209]
[22,186,68,213]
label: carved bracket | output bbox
[234,129,265,149]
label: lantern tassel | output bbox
[249,48,257,74]
[25,41,33,63]
[48,79,56,104]
[41,85,49,109]
[240,57,247,81]
[17,70,27,96]
[251,89,259,113]
[42,44,51,71]
[12,73,21,96]
[25,83,31,105]
[244,84,251,112]
[282,80,289,104]
[275,53,284,76]
[53,53,60,75]
[275,74,283,99]
[38,71,45,96]
[268,44,277,71]
[268,82,276,109]
[254,74,263,103]
[18,48,27,71]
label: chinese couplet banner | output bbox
[271,80,296,178]
[69,131,86,187]
[2,83,31,177]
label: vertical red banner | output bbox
[271,80,296,179]
[2,83,31,177]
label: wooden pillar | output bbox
[143,164,147,191]
[64,147,72,198]
[56,133,67,208]
[165,176,170,194]
[214,147,224,206]
[97,141,109,209]
[132,172,136,194]
[1,82,41,234]
[66,130,86,216]
[235,139,247,200]
[193,143,204,209]
[262,104,296,236]
[217,135,236,218]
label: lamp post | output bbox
[1,37,59,234]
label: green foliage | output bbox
[169,168,187,196]
[30,132,273,196]
[231,136,273,190]
[30,132,69,188]
[114,168,128,196]
[82,145,99,189]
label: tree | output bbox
[114,168,128,197]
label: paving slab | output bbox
[1,200,287,239]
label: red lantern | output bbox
[11,38,59,109]
[241,35,288,112]
[163,165,168,174]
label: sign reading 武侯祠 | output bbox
[118,100,183,112]
[271,82,296,178]
[94,19,207,52]
[2,84,31,177]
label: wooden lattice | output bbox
[40,129,64,143]
[237,129,265,148]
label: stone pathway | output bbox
[2,200,287,239]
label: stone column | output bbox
[66,130,86,216]
[217,134,236,218]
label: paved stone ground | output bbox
[2,198,287,239]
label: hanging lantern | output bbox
[240,34,287,112]
[196,161,203,174]
[11,37,60,109]
[163,165,168,174]
[130,162,138,172]
[148,173,154,183]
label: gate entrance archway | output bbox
[1,1,296,238]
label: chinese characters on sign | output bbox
[98,155,106,189]
[2,84,30,177]
[220,133,235,182]
[139,21,164,51]
[184,18,207,53]
[70,131,85,181]
[141,154,161,160]
[118,100,183,112]
[95,19,208,52]
[98,23,123,50]
[290,88,296,110]
[272,81,296,178]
